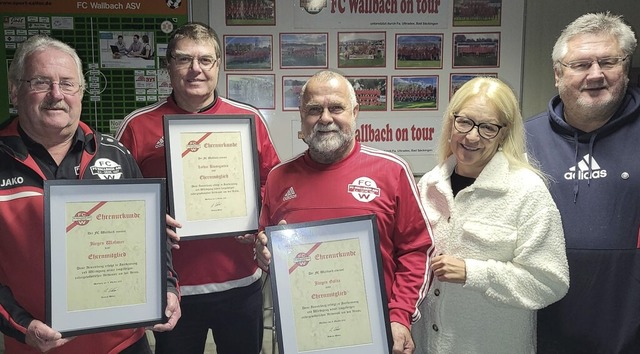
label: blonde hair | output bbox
[438,77,544,180]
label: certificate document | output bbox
[65,200,146,311]
[268,215,392,353]
[180,131,247,221]
[288,238,372,351]
[164,115,261,239]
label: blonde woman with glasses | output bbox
[412,77,569,354]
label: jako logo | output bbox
[0,176,24,187]
[348,177,380,202]
[564,154,607,180]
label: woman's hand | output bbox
[431,255,466,283]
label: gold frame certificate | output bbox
[266,215,392,354]
[44,179,167,337]
[164,115,261,239]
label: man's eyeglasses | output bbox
[453,115,503,139]
[559,55,629,72]
[20,77,82,95]
[170,53,218,70]
[303,105,347,117]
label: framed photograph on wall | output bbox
[452,0,502,27]
[395,34,443,69]
[452,32,500,68]
[225,0,276,26]
[99,31,156,69]
[338,31,386,68]
[223,35,273,71]
[280,33,328,69]
[282,76,311,111]
[450,73,498,98]
[227,74,275,109]
[346,76,387,111]
[391,75,439,111]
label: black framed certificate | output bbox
[44,179,167,337]
[163,114,261,239]
[266,215,392,354]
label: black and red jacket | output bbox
[0,118,178,354]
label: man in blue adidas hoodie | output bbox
[526,12,640,354]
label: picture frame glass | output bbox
[163,114,262,240]
[44,179,167,336]
[267,215,392,354]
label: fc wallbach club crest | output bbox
[90,158,123,179]
[166,0,182,9]
[294,252,311,267]
[348,177,380,202]
[300,0,327,14]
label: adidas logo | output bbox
[283,187,297,201]
[155,137,164,149]
[564,154,607,180]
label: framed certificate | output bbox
[163,114,261,239]
[44,179,167,337]
[266,215,392,354]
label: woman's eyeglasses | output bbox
[453,115,503,139]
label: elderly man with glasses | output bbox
[0,34,181,354]
[526,12,640,353]
[255,70,435,354]
[116,22,279,354]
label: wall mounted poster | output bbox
[0,0,189,133]
[213,0,525,175]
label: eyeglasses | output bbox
[170,53,218,70]
[303,105,347,117]
[20,77,82,95]
[559,55,629,72]
[453,115,503,139]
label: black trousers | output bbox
[120,334,152,354]
[153,280,264,354]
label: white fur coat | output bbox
[412,152,569,354]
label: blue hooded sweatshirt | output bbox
[526,87,640,354]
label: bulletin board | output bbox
[212,0,526,174]
[1,0,190,132]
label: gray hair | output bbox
[552,12,637,72]
[8,34,85,89]
[299,70,358,108]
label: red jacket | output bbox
[117,93,280,295]
[0,119,177,353]
[260,142,434,327]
